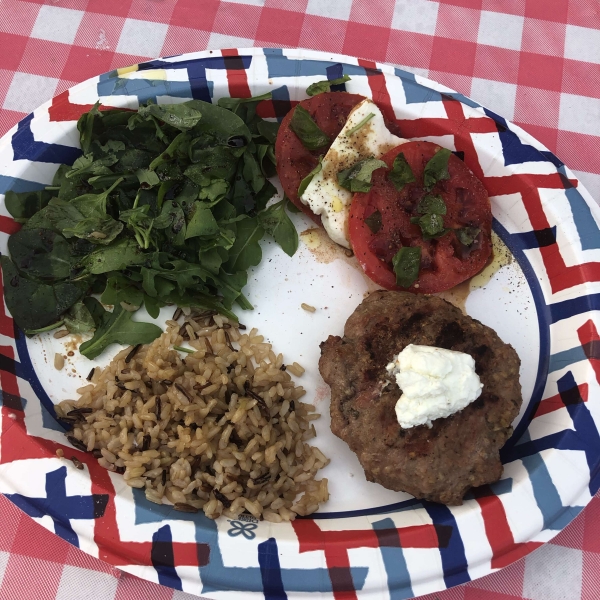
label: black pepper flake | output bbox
[125,344,142,364]
[213,489,232,508]
[86,368,95,381]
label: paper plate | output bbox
[0,48,599,599]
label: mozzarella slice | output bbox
[300,98,407,248]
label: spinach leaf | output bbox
[70,178,123,219]
[185,203,220,239]
[7,228,72,280]
[258,199,298,257]
[5,189,52,223]
[338,158,387,193]
[224,217,264,273]
[257,120,279,144]
[101,273,144,308]
[78,238,147,274]
[298,158,323,197]
[423,147,451,191]
[242,152,266,194]
[1,256,83,332]
[79,305,162,360]
[364,210,382,234]
[64,301,96,334]
[392,246,421,288]
[290,105,329,150]
[141,255,212,297]
[388,153,416,191]
[138,102,203,131]
[217,92,272,115]
[24,198,84,233]
[455,226,480,246]
[77,101,101,155]
[63,215,124,245]
[306,75,351,96]
[119,206,154,249]
[136,169,160,188]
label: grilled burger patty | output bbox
[319,291,522,505]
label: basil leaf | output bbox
[79,305,162,360]
[423,147,451,191]
[290,105,329,150]
[388,153,416,191]
[417,194,446,215]
[337,158,386,193]
[455,226,480,246]
[306,75,351,96]
[364,210,382,234]
[298,157,323,197]
[392,246,421,288]
[410,213,446,239]
[258,199,299,257]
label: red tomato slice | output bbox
[275,92,403,224]
[349,141,492,294]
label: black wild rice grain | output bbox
[115,466,126,474]
[71,456,84,470]
[141,434,151,452]
[174,503,199,513]
[162,469,167,486]
[172,307,183,321]
[280,364,286,371]
[125,344,142,364]
[252,472,271,485]
[67,435,88,452]
[86,367,95,381]
[175,383,192,401]
[156,397,162,420]
[213,489,232,508]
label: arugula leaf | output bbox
[306,75,351,96]
[5,189,53,223]
[338,158,387,193]
[364,210,382,234]
[388,153,416,191]
[290,105,329,150]
[78,305,162,360]
[242,152,266,194]
[101,273,144,308]
[423,147,451,191]
[298,158,323,197]
[64,301,96,334]
[258,199,298,257]
[392,246,421,288]
[223,217,264,273]
[455,226,480,246]
[1,256,84,332]
[7,228,72,280]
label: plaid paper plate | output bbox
[0,47,599,599]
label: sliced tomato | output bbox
[274,92,403,224]
[349,141,492,294]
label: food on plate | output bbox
[275,91,404,224]
[349,141,492,294]
[3,96,298,357]
[319,290,522,505]
[276,88,492,294]
[56,311,329,521]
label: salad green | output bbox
[3,96,298,358]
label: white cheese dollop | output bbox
[386,344,483,429]
[300,98,407,248]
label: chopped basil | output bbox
[417,194,446,215]
[346,113,375,137]
[364,210,382,233]
[410,213,446,239]
[290,105,329,150]
[423,147,451,191]
[388,153,416,191]
[306,75,351,96]
[455,226,480,246]
[392,246,421,288]
[298,157,323,197]
[337,158,387,193]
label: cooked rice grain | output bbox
[57,317,328,520]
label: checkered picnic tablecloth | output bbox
[1,1,599,599]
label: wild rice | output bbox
[57,316,328,520]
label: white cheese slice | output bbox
[300,98,407,248]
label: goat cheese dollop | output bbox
[386,344,483,429]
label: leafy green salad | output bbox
[3,94,299,359]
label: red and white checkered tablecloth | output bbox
[1,1,600,599]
